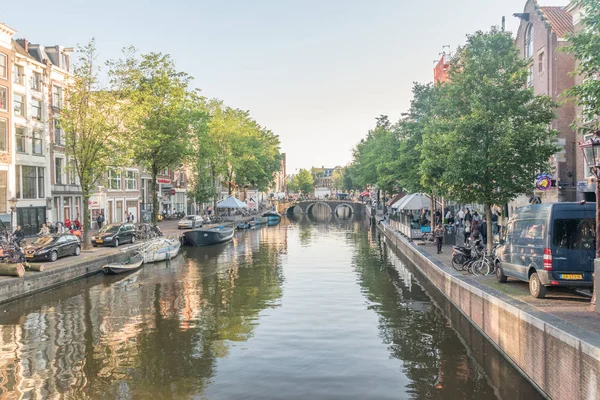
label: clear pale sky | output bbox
[0,0,568,173]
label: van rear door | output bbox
[550,209,595,282]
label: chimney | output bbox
[16,38,28,52]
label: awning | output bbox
[387,193,405,207]
[392,193,430,210]
[216,195,248,209]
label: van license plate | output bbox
[561,274,583,280]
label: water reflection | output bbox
[0,219,539,399]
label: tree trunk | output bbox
[0,263,25,277]
[82,194,91,250]
[430,193,435,232]
[485,203,493,253]
[151,167,158,224]
[26,263,45,272]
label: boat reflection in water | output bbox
[0,217,540,399]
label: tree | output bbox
[332,168,345,191]
[294,169,314,195]
[422,28,558,250]
[61,40,129,247]
[564,0,600,132]
[111,51,197,223]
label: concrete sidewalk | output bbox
[414,239,600,339]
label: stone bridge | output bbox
[278,200,364,216]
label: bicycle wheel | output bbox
[451,254,467,271]
[478,259,492,276]
[470,259,483,276]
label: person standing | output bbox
[38,224,50,236]
[97,212,104,230]
[13,226,25,246]
[457,208,465,227]
[480,219,488,244]
[435,224,445,254]
[464,220,472,245]
[472,211,482,224]
[129,212,135,224]
[465,209,472,225]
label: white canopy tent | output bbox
[216,195,248,209]
[392,193,430,210]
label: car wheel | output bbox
[131,235,136,244]
[114,238,119,248]
[50,250,58,262]
[496,263,507,283]
[529,272,546,299]
[74,246,81,256]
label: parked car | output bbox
[494,203,595,298]
[92,223,136,247]
[178,215,204,229]
[23,234,81,262]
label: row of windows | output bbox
[108,169,139,190]
[1,86,62,116]
[15,165,45,200]
[0,119,63,155]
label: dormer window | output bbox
[525,24,534,58]
[60,53,69,71]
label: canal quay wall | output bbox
[0,250,133,305]
[369,212,600,400]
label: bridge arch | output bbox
[334,203,353,217]
[285,205,304,215]
[305,202,333,215]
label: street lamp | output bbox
[579,129,600,306]
[8,197,17,232]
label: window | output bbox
[14,93,25,117]
[527,65,534,88]
[38,167,45,198]
[538,52,545,74]
[16,167,20,198]
[52,85,63,109]
[12,64,24,85]
[0,171,6,213]
[0,119,6,152]
[513,219,546,247]
[54,119,63,145]
[16,126,26,153]
[108,168,122,190]
[55,158,63,184]
[63,197,71,221]
[126,170,138,190]
[69,161,77,185]
[31,99,42,120]
[0,54,6,79]
[31,72,42,91]
[21,166,37,199]
[525,24,534,58]
[0,86,6,111]
[553,218,595,251]
[61,53,69,71]
[32,130,43,155]
[159,168,169,176]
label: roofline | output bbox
[0,23,16,36]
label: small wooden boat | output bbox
[184,226,235,246]
[103,254,144,275]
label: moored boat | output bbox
[140,237,181,263]
[262,211,281,221]
[237,222,250,230]
[103,254,144,274]
[253,216,269,225]
[184,226,235,246]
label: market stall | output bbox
[390,193,431,239]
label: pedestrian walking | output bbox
[445,210,453,225]
[435,224,445,254]
[129,212,135,223]
[472,211,482,224]
[480,219,487,244]
[457,208,465,227]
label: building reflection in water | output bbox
[0,225,287,398]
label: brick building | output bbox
[0,24,14,229]
[513,0,577,206]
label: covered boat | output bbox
[253,216,269,225]
[141,238,181,263]
[184,226,235,246]
[103,254,144,275]
[262,210,281,221]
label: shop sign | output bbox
[535,174,553,191]
[157,178,171,184]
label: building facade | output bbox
[11,39,53,236]
[513,0,577,205]
[0,25,14,230]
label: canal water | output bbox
[0,215,542,399]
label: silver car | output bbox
[178,215,203,229]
